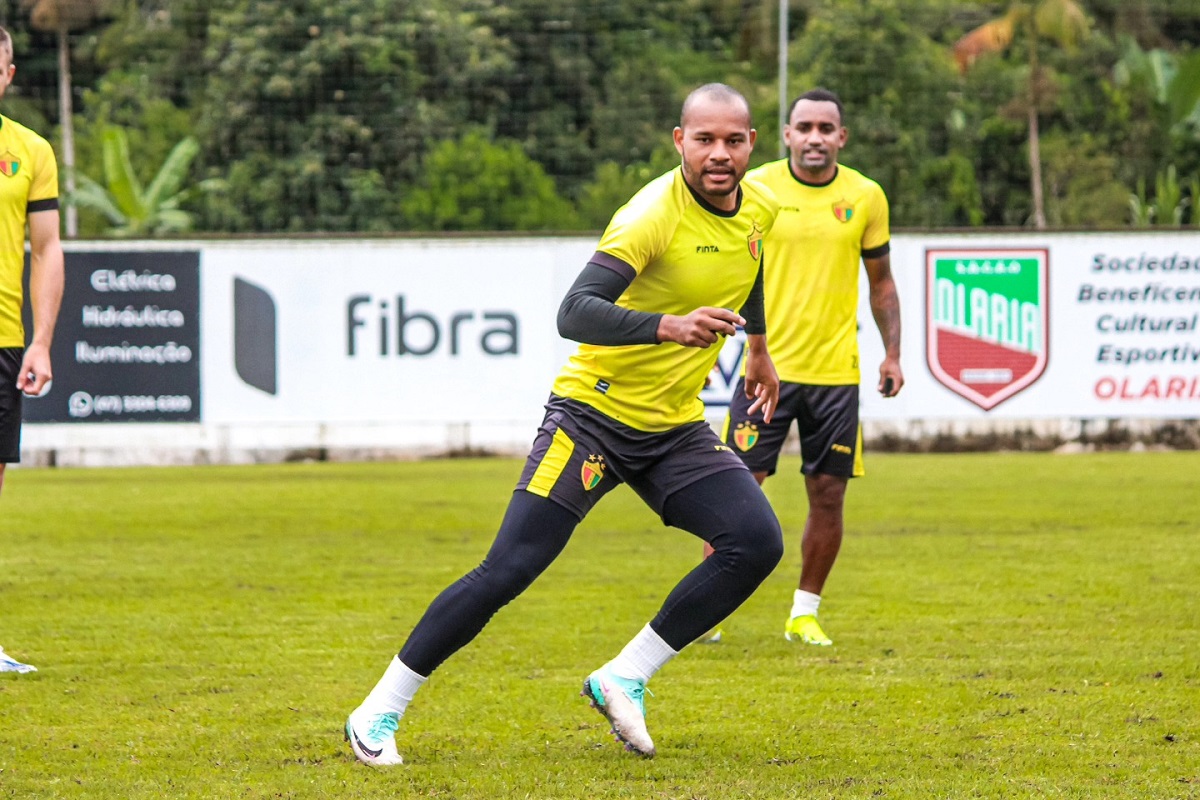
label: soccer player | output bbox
[714,87,902,647]
[0,25,62,497]
[345,83,783,764]
[0,25,65,675]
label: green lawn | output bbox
[1,453,1197,799]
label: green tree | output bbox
[401,130,580,232]
[20,0,111,237]
[577,146,679,229]
[789,0,964,227]
[68,125,218,236]
[190,0,517,232]
[953,0,1090,229]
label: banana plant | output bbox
[1154,164,1187,227]
[68,126,221,237]
[1129,177,1154,227]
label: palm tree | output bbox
[69,126,220,237]
[20,0,110,238]
[953,0,1089,229]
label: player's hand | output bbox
[16,345,52,397]
[744,347,779,424]
[878,358,903,398]
[657,307,743,348]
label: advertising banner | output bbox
[22,250,201,423]
[198,238,588,426]
[23,232,1199,437]
[865,232,1200,420]
[702,232,1199,422]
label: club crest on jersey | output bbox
[925,247,1049,411]
[733,421,759,451]
[832,200,853,223]
[0,152,20,178]
[581,454,606,491]
[746,221,764,260]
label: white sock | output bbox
[606,624,678,684]
[361,656,427,717]
[790,589,821,619]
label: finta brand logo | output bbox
[695,245,720,253]
[347,295,518,357]
[926,248,1049,410]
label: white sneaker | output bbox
[581,666,655,757]
[345,706,403,766]
[0,646,37,674]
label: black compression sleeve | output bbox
[740,258,766,335]
[556,260,663,346]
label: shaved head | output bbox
[680,83,751,129]
[673,83,757,211]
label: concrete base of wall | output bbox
[15,416,1199,470]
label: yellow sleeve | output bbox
[28,136,59,203]
[594,173,681,274]
[862,182,890,252]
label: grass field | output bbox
[1,452,1197,799]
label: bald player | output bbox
[345,83,783,763]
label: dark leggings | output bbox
[398,468,783,676]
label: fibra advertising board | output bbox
[26,232,1200,434]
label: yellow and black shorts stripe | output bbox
[516,394,749,520]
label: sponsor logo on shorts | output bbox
[581,454,606,491]
[733,421,758,451]
[714,444,732,452]
[831,443,852,455]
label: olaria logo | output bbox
[832,199,853,223]
[581,454,606,491]
[733,421,758,451]
[925,248,1048,411]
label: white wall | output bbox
[20,231,1200,466]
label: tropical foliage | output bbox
[4,0,1200,234]
[68,125,219,236]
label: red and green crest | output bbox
[733,421,759,451]
[925,248,1049,410]
[0,152,19,178]
[581,454,606,491]
[746,221,763,261]
[832,200,853,223]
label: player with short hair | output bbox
[0,25,65,676]
[711,87,903,647]
[346,83,782,763]
[0,26,63,493]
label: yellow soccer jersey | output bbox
[0,114,59,347]
[747,160,889,384]
[552,167,778,431]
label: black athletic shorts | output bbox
[0,348,24,463]
[722,379,863,478]
[515,394,749,520]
